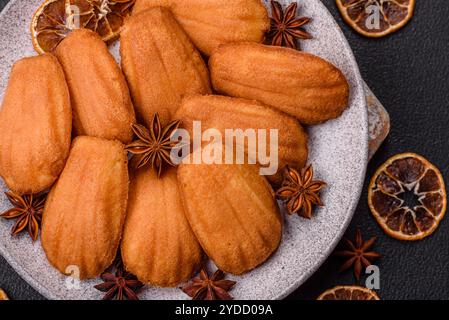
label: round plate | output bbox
[0,0,368,300]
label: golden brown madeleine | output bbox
[55,29,135,143]
[0,54,71,194]
[41,136,129,279]
[122,166,202,287]
[209,42,350,125]
[133,0,269,56]
[178,161,282,275]
[175,94,308,174]
[120,8,211,127]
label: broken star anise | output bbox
[126,113,181,178]
[276,165,326,219]
[182,269,237,300]
[94,259,144,300]
[334,229,381,281]
[0,191,46,241]
[267,0,312,50]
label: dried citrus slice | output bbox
[0,288,9,300]
[31,0,135,54]
[317,285,380,300]
[368,153,446,241]
[335,0,415,37]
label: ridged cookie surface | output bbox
[0,54,71,194]
[55,29,135,143]
[122,166,202,287]
[178,161,282,275]
[209,42,350,125]
[42,136,129,279]
[133,0,269,56]
[175,95,308,174]
[120,7,211,126]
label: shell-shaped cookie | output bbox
[209,42,350,125]
[121,167,203,287]
[41,136,129,279]
[120,7,211,127]
[0,54,71,194]
[133,0,269,56]
[175,94,308,173]
[177,162,282,275]
[55,29,135,143]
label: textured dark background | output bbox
[0,0,448,300]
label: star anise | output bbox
[0,191,46,241]
[94,257,144,300]
[182,269,237,300]
[125,113,180,178]
[267,0,312,50]
[334,229,381,281]
[276,165,326,219]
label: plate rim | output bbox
[0,0,369,300]
[0,0,66,300]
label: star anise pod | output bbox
[267,0,312,50]
[94,258,144,300]
[334,229,381,281]
[125,113,181,178]
[0,288,9,300]
[0,191,46,241]
[182,269,237,300]
[276,165,326,219]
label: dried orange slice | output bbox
[317,285,380,300]
[0,288,9,300]
[368,153,446,241]
[31,0,135,54]
[336,0,415,38]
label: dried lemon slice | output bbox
[31,0,135,54]
[317,285,380,300]
[335,0,415,38]
[368,153,446,241]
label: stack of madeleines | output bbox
[0,0,349,287]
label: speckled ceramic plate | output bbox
[0,0,368,300]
